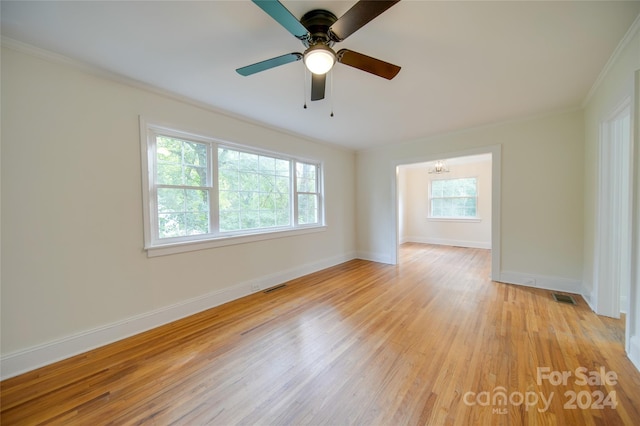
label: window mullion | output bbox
[292,161,298,227]
[156,184,213,191]
[317,165,323,225]
[211,143,220,235]
[149,132,160,244]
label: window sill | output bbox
[427,217,482,223]
[145,225,327,257]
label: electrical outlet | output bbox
[250,283,261,292]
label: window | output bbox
[141,121,324,255]
[429,177,478,219]
[218,148,292,232]
[296,162,320,225]
[155,136,211,238]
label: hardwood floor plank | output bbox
[2,244,639,425]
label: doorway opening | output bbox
[391,145,501,281]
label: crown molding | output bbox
[0,37,354,153]
[582,13,640,108]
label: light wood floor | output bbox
[2,244,639,425]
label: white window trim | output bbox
[139,117,326,257]
[428,217,482,223]
[145,225,327,257]
[428,175,480,221]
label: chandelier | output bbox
[428,160,450,174]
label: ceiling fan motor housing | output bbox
[300,9,338,47]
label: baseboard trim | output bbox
[403,236,491,250]
[580,282,597,312]
[356,251,394,264]
[0,251,356,380]
[629,336,640,373]
[620,294,629,314]
[498,270,582,294]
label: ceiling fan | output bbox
[236,0,402,101]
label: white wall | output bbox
[582,19,640,368]
[0,46,357,377]
[357,109,584,291]
[399,158,492,249]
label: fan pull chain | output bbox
[330,68,334,117]
[303,66,308,109]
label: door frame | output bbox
[593,96,633,320]
[629,69,640,363]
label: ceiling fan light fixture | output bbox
[303,45,336,75]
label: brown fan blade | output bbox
[311,73,326,101]
[329,0,400,42]
[337,49,401,80]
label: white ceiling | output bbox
[2,1,639,150]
